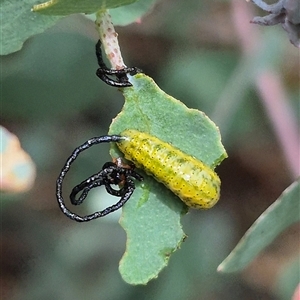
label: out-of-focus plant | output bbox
[1,0,299,298]
[250,0,300,47]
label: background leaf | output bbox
[32,0,138,15]
[1,0,153,55]
[218,179,300,273]
[109,74,227,284]
[2,0,299,298]
[1,0,61,55]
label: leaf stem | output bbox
[95,10,126,70]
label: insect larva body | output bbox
[117,129,221,209]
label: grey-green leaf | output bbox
[218,179,300,273]
[1,0,61,55]
[1,0,145,55]
[109,73,227,284]
[32,0,138,15]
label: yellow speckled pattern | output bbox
[117,130,221,209]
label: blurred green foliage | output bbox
[32,0,138,15]
[1,0,299,299]
[219,180,300,272]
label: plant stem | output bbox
[95,10,126,69]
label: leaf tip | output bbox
[217,262,225,273]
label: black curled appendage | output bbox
[95,40,142,87]
[56,135,143,222]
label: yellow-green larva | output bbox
[116,129,221,209]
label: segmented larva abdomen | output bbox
[117,130,221,209]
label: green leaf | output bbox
[218,179,300,273]
[2,0,149,55]
[32,0,138,15]
[1,0,61,55]
[109,74,227,284]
